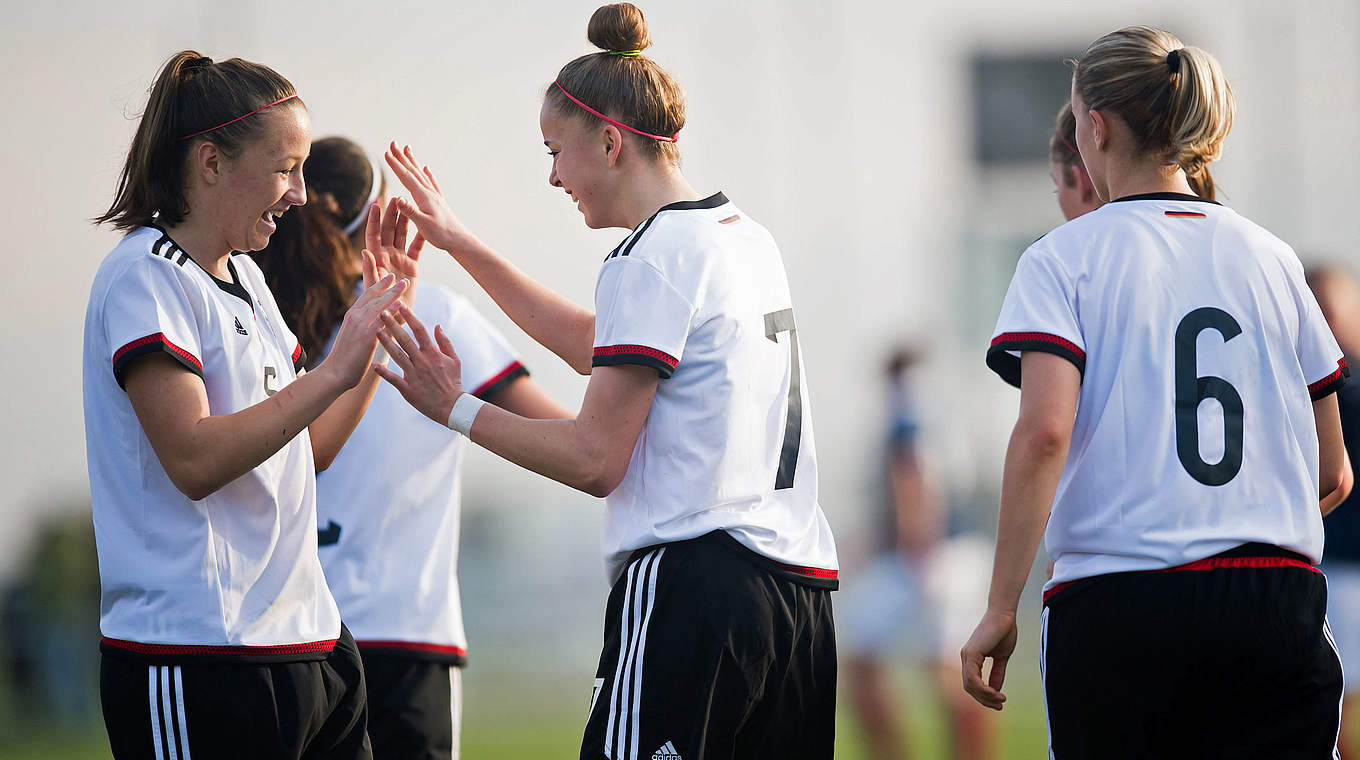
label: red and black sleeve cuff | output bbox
[471,361,529,400]
[986,332,1086,388]
[1309,358,1349,401]
[592,344,679,379]
[292,342,307,373]
[112,333,203,389]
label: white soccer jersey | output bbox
[591,193,839,584]
[987,193,1347,590]
[83,226,341,660]
[315,283,525,663]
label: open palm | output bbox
[361,196,423,307]
[384,142,480,256]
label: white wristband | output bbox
[446,393,485,436]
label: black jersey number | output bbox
[1174,307,1244,486]
[765,308,801,490]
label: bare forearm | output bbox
[175,369,348,498]
[1322,450,1354,516]
[987,424,1069,614]
[453,240,596,373]
[468,404,614,496]
[309,368,384,471]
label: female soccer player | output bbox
[85,52,410,759]
[250,136,565,760]
[1048,103,1103,222]
[373,5,838,758]
[961,27,1352,757]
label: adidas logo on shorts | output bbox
[652,741,682,759]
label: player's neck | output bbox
[1102,160,1196,203]
[162,218,234,280]
[620,166,702,230]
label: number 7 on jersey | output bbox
[765,308,801,490]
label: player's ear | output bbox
[1088,109,1110,152]
[195,140,223,185]
[602,124,622,168]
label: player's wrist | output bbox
[446,392,485,436]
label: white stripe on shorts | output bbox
[160,665,179,760]
[604,547,664,759]
[148,666,165,760]
[1040,607,1055,760]
[174,666,191,760]
[1324,616,1343,760]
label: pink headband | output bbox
[554,81,678,143]
[178,94,300,141]
[1058,132,1078,157]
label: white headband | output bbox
[341,155,384,237]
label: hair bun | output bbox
[587,3,652,54]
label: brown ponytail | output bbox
[249,137,379,367]
[545,3,686,165]
[95,50,301,231]
[1073,26,1233,201]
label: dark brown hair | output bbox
[1073,26,1231,201]
[249,137,379,367]
[545,3,685,165]
[95,50,302,231]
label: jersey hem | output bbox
[627,530,839,590]
[1042,542,1317,604]
[100,635,337,665]
[593,344,679,379]
[355,639,468,667]
[1309,358,1349,401]
[112,333,204,389]
[472,360,528,399]
[986,332,1086,388]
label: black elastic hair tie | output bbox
[1167,49,1181,71]
[188,56,213,70]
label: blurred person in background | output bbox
[1306,264,1360,759]
[840,348,998,760]
[1049,103,1103,222]
[250,136,565,760]
[85,51,410,759]
[964,26,1350,757]
[371,4,839,758]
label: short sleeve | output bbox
[444,297,528,400]
[104,258,204,389]
[592,257,694,379]
[986,245,1086,388]
[1294,273,1348,400]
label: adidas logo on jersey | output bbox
[652,741,682,759]
[234,317,248,336]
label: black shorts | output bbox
[359,649,462,760]
[580,530,837,760]
[100,625,370,760]
[1041,543,1342,759]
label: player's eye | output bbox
[547,149,560,157]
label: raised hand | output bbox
[320,251,408,390]
[362,197,424,308]
[384,142,481,256]
[373,304,466,427]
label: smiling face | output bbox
[213,105,311,252]
[539,100,619,229]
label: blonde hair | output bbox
[1073,26,1233,201]
[545,3,685,165]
